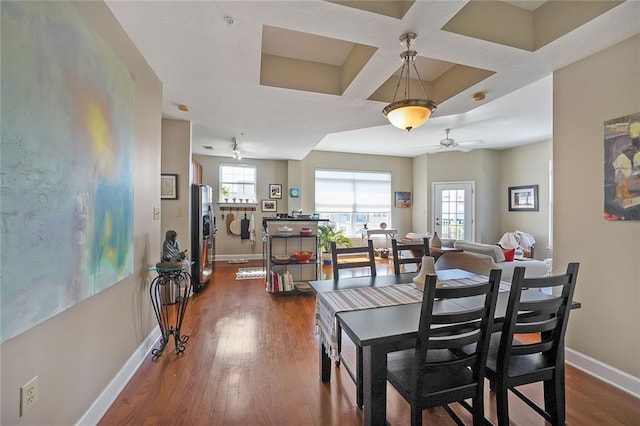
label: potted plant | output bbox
[317,224,353,264]
[221,186,231,202]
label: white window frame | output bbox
[218,163,257,203]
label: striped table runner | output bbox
[315,284,422,360]
[314,275,511,360]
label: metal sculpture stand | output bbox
[149,262,193,359]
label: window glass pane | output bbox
[440,189,466,240]
[315,169,391,236]
[219,163,257,202]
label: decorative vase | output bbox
[431,231,441,248]
[413,256,438,291]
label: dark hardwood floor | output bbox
[99,259,640,425]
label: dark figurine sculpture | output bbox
[162,230,187,263]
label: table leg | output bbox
[356,346,363,408]
[320,340,331,382]
[363,344,388,426]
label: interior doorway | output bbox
[433,181,475,241]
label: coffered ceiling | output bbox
[106,0,639,159]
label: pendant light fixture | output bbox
[382,33,437,131]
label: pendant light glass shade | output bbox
[383,33,437,132]
[383,99,437,131]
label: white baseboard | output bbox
[566,347,640,399]
[76,327,161,425]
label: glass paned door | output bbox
[433,182,474,241]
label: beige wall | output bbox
[554,34,640,377]
[0,2,163,424]
[499,140,553,259]
[193,155,288,258]
[424,149,502,243]
[161,119,192,257]
[300,151,415,238]
[195,151,414,256]
[412,154,430,233]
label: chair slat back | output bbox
[497,263,580,370]
[391,237,430,275]
[331,239,376,279]
[412,269,502,384]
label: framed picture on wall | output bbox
[508,185,538,211]
[262,199,277,212]
[161,174,178,199]
[269,183,282,199]
[394,191,412,208]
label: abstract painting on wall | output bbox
[603,113,640,221]
[0,1,135,343]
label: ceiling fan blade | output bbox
[456,139,484,146]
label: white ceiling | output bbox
[106,1,640,160]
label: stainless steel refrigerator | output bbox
[191,184,215,291]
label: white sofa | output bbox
[447,240,550,282]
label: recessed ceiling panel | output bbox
[443,0,623,52]
[260,25,376,96]
[325,0,415,20]
[368,56,494,106]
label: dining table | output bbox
[309,270,582,426]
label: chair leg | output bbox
[410,404,423,426]
[544,375,564,425]
[472,394,485,426]
[496,385,510,426]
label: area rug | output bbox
[236,267,266,280]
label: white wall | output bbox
[555,34,640,378]
[0,2,163,424]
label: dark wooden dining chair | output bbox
[391,237,430,275]
[486,263,580,426]
[386,269,502,426]
[331,239,376,279]
[330,239,376,398]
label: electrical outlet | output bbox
[153,207,160,220]
[20,375,38,416]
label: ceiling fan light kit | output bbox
[383,33,437,132]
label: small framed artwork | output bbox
[269,183,282,199]
[161,174,178,199]
[289,187,300,198]
[262,199,277,212]
[508,185,539,211]
[394,191,412,208]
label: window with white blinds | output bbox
[218,163,256,202]
[315,169,391,236]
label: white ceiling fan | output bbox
[425,129,484,152]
